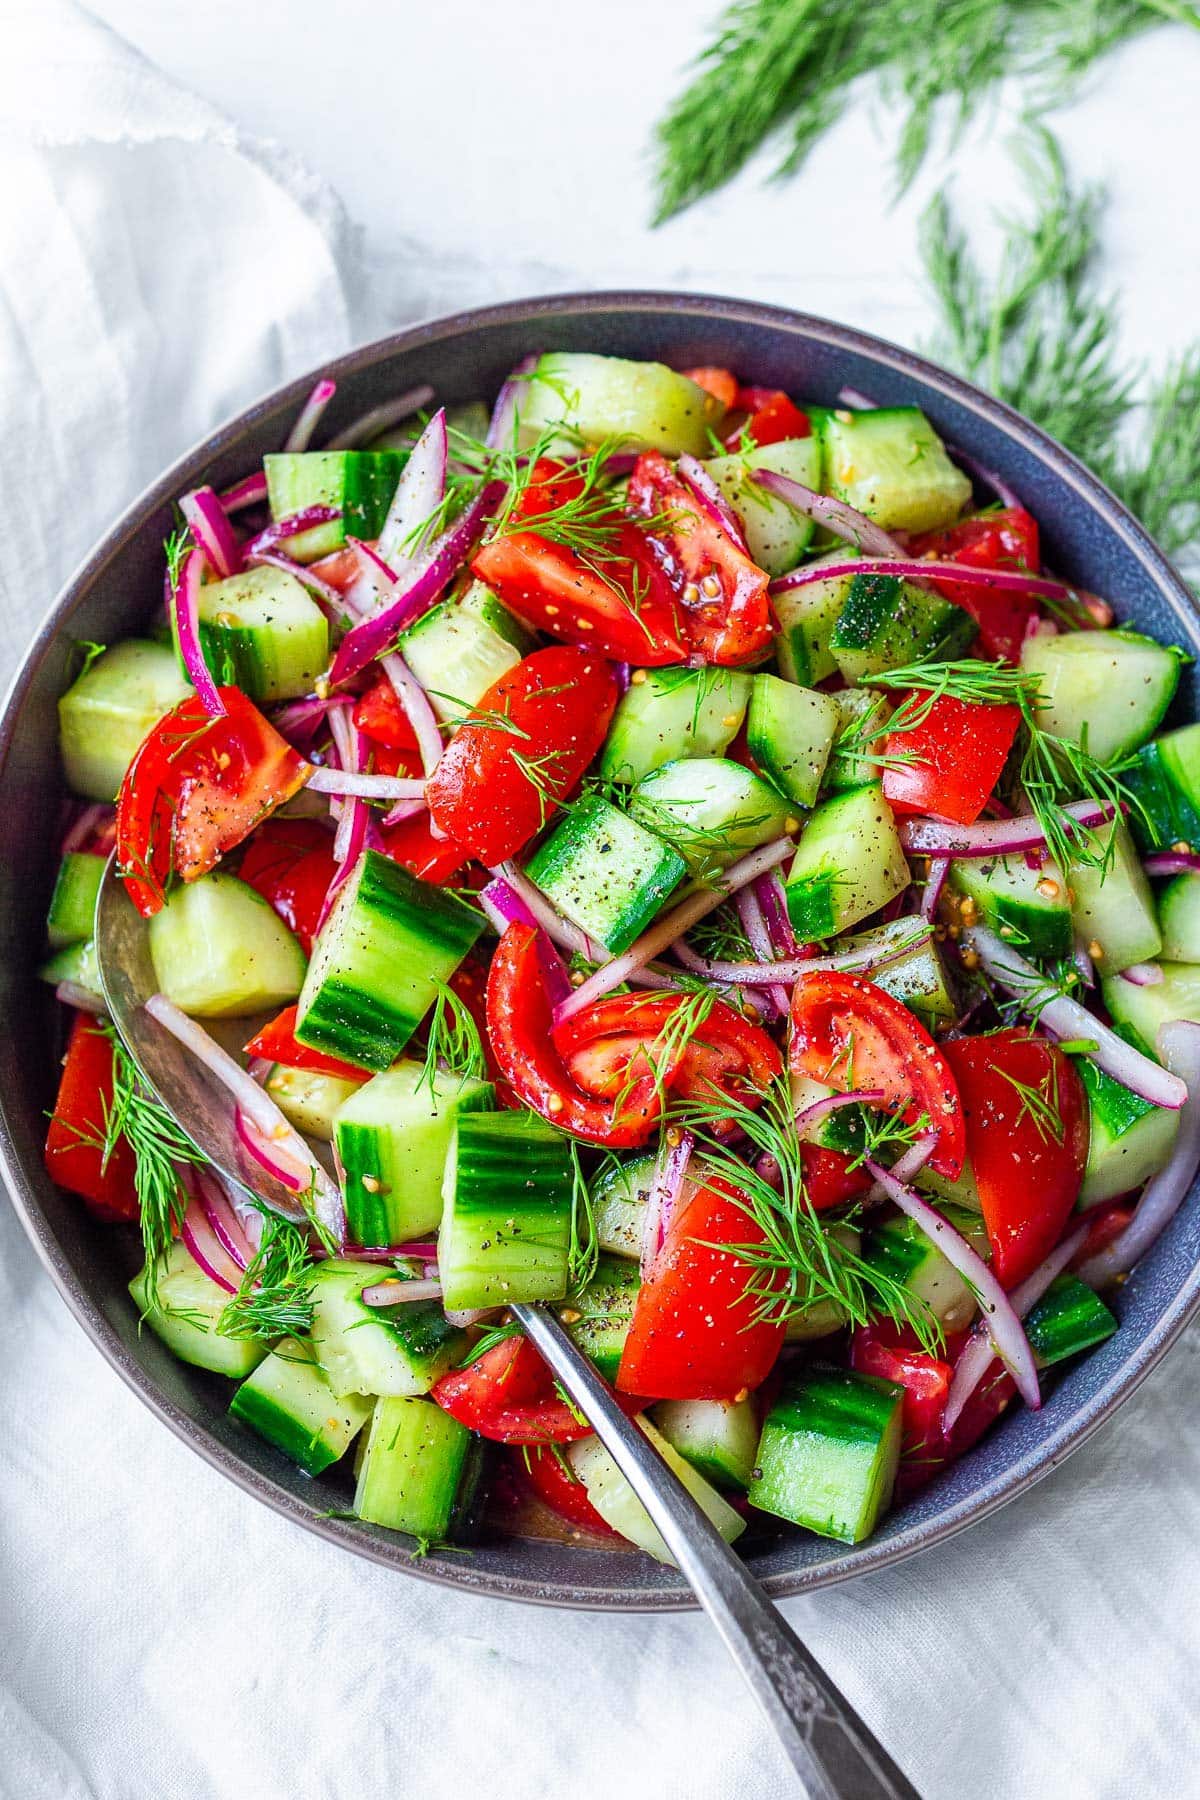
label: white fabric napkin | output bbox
[3,7,1200,1798]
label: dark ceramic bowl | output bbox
[3,292,1198,1611]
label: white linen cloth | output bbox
[2,6,1200,1796]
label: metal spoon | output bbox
[95,861,918,1799]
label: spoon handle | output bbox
[514,1305,919,1800]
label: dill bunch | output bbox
[218,1211,316,1342]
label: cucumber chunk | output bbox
[565,1254,641,1378]
[310,1259,467,1399]
[39,936,102,1002]
[861,1205,990,1331]
[519,353,724,457]
[773,553,854,685]
[229,1337,372,1474]
[1020,631,1182,765]
[524,794,686,955]
[46,852,104,950]
[704,436,821,574]
[457,579,536,654]
[785,783,909,941]
[1122,723,1200,853]
[1068,822,1161,975]
[1157,873,1200,962]
[949,854,1072,960]
[652,1395,760,1491]
[400,596,523,724]
[180,565,329,704]
[599,667,751,785]
[1075,1057,1180,1208]
[568,1416,746,1563]
[296,849,483,1071]
[130,1241,267,1379]
[263,449,404,561]
[817,407,972,533]
[589,1152,658,1259]
[263,1063,363,1141]
[1025,1275,1118,1368]
[824,688,894,794]
[746,675,840,809]
[58,640,191,801]
[782,1221,862,1341]
[838,917,956,1023]
[749,1367,903,1543]
[354,1396,480,1539]
[1101,961,1200,1054]
[148,872,307,1017]
[830,573,974,683]
[334,1060,494,1245]
[629,757,793,877]
[439,1110,575,1309]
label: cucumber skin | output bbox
[653,1396,760,1491]
[524,794,687,955]
[749,1367,903,1544]
[785,784,909,942]
[520,352,724,457]
[46,852,104,950]
[1020,630,1182,766]
[949,856,1073,961]
[590,1153,658,1259]
[830,574,975,683]
[230,1340,373,1475]
[189,566,330,705]
[440,1111,575,1309]
[354,1396,474,1539]
[1075,1056,1181,1208]
[565,1255,641,1379]
[1024,1275,1117,1368]
[130,1243,267,1380]
[568,1417,745,1563]
[1122,726,1200,853]
[310,1261,467,1400]
[773,555,853,686]
[1158,873,1200,962]
[1068,822,1161,976]
[746,675,840,809]
[263,450,405,561]
[335,1064,494,1245]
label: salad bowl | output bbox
[2,290,1199,1611]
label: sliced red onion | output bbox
[143,993,345,1244]
[347,536,401,601]
[1077,1021,1200,1287]
[535,929,573,1011]
[479,875,538,936]
[220,472,269,513]
[836,387,877,409]
[641,1131,695,1278]
[487,354,539,451]
[171,546,225,716]
[554,839,795,1024]
[196,1165,254,1271]
[56,980,105,1015]
[326,384,437,452]
[61,803,111,856]
[770,555,1073,602]
[1072,936,1097,991]
[944,445,1023,513]
[362,1277,445,1306]
[943,1220,1089,1432]
[381,797,427,828]
[676,454,752,555]
[381,652,444,777]
[181,487,242,579]
[754,870,799,958]
[899,799,1113,860]
[181,1178,243,1293]
[246,547,349,618]
[735,884,789,1014]
[671,923,926,988]
[753,471,907,558]
[284,377,337,453]
[378,408,448,565]
[793,1089,885,1140]
[306,767,426,801]
[963,925,1187,1110]
[1144,851,1200,877]
[866,1151,1042,1410]
[490,864,607,960]
[245,506,341,560]
[921,858,950,921]
[1121,962,1165,987]
[235,1107,314,1192]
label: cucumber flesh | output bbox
[185,565,329,704]
[565,1254,641,1378]
[861,1205,990,1331]
[749,1366,903,1543]
[1068,822,1161,976]
[1101,962,1200,1056]
[745,675,840,809]
[263,450,404,561]
[1157,872,1200,962]
[147,872,307,1017]
[785,783,909,942]
[1020,631,1182,766]
[652,1396,760,1490]
[838,917,956,1023]
[519,352,724,457]
[439,1110,575,1309]
[130,1241,267,1379]
[773,553,853,686]
[523,793,686,955]
[830,573,974,683]
[264,1063,363,1141]
[46,852,104,950]
[229,1336,372,1474]
[39,936,102,1002]
[400,596,523,724]
[629,757,793,878]
[310,1259,467,1399]
[704,436,821,574]
[354,1396,479,1539]
[599,668,751,785]
[334,1060,494,1245]
[58,640,191,801]
[589,1153,658,1259]
[949,855,1072,961]
[1075,1056,1180,1208]
[782,1221,862,1341]
[818,407,972,534]
[568,1417,746,1562]
[824,688,894,794]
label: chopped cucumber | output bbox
[58,640,191,800]
[1075,1057,1180,1208]
[817,406,972,533]
[589,1152,658,1259]
[1101,961,1200,1055]
[629,757,793,877]
[773,553,854,685]
[46,852,104,950]
[824,688,894,794]
[130,1241,266,1379]
[704,436,821,574]
[263,1063,363,1141]
[749,1367,903,1543]
[839,917,956,1023]
[147,872,307,1017]
[861,1205,990,1331]
[334,1060,494,1245]
[181,565,329,704]
[519,352,724,457]
[39,936,102,1002]
[229,1336,372,1474]
[439,1110,575,1309]
[400,596,523,724]
[457,579,536,654]
[263,449,404,561]
[565,1254,640,1378]
[599,667,751,785]
[746,675,840,809]
[950,854,1072,960]
[652,1395,760,1491]
[1122,723,1200,853]
[1025,1275,1118,1368]
[310,1260,467,1399]
[1020,631,1182,765]
[830,573,974,683]
[296,849,483,1071]
[568,1416,746,1563]
[1157,873,1200,962]
[785,783,909,941]
[1068,822,1161,976]
[524,794,686,955]
[783,1221,862,1341]
[354,1396,481,1539]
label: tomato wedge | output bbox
[789,971,965,1179]
[617,1174,787,1401]
[237,817,337,955]
[682,366,739,411]
[940,1029,1088,1288]
[378,811,470,885]
[628,451,774,666]
[116,688,310,917]
[243,1005,370,1080]
[512,1444,617,1535]
[850,1322,953,1499]
[44,1016,140,1222]
[881,693,1021,826]
[801,1142,873,1211]
[352,673,421,752]
[471,459,686,665]
[426,646,618,865]
[734,388,811,447]
[432,1333,641,1444]
[909,508,1041,663]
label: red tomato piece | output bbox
[243,1005,370,1080]
[1071,1202,1135,1269]
[909,508,1042,663]
[940,1029,1089,1289]
[850,1322,954,1498]
[307,545,365,595]
[617,1175,787,1401]
[432,1333,641,1444]
[682,366,739,411]
[800,1142,873,1211]
[426,646,618,865]
[444,959,519,1108]
[881,693,1021,826]
[512,1444,618,1535]
[627,450,774,666]
[734,388,811,447]
[116,689,310,917]
[44,1016,139,1222]
[790,970,966,1179]
[472,459,687,665]
[352,674,421,752]
[377,811,469,885]
[237,817,337,955]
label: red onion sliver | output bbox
[753,470,907,558]
[770,554,1074,603]
[181,487,242,579]
[1144,852,1200,877]
[326,385,437,452]
[347,537,402,599]
[921,858,949,921]
[56,980,106,1015]
[378,408,448,565]
[171,546,225,716]
[490,863,607,961]
[836,387,877,409]
[487,354,539,451]
[900,798,1114,859]
[676,454,752,554]
[641,1130,695,1279]
[945,444,1023,513]
[284,378,337,453]
[754,869,799,958]
[181,1179,244,1293]
[221,472,269,513]
[61,803,111,857]
[671,923,928,989]
[1121,962,1165,987]
[247,547,347,615]
[235,1108,312,1193]
[245,506,341,560]
[307,767,426,802]
[195,1166,255,1271]
[793,1089,885,1140]
[381,652,444,777]
[362,1277,445,1306]
[735,884,789,1014]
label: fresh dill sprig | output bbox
[455,1320,524,1367]
[217,1210,316,1341]
[567,1141,599,1292]
[418,981,486,1097]
[163,527,190,589]
[995,1065,1065,1144]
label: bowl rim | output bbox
[4,286,1199,1612]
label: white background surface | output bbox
[3,4,1200,1797]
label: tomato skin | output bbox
[352,674,420,752]
[432,1335,641,1444]
[735,389,811,447]
[682,366,739,411]
[378,812,469,885]
[881,693,1022,825]
[44,1016,139,1222]
[426,646,618,865]
[243,1005,370,1080]
[909,508,1041,663]
[789,971,966,1180]
[237,817,336,955]
[513,1444,617,1535]
[940,1030,1088,1289]
[801,1142,873,1211]
[617,1175,786,1401]
[444,959,519,1107]
[1071,1202,1135,1268]
[116,688,310,917]
[850,1322,953,1498]
[628,451,774,666]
